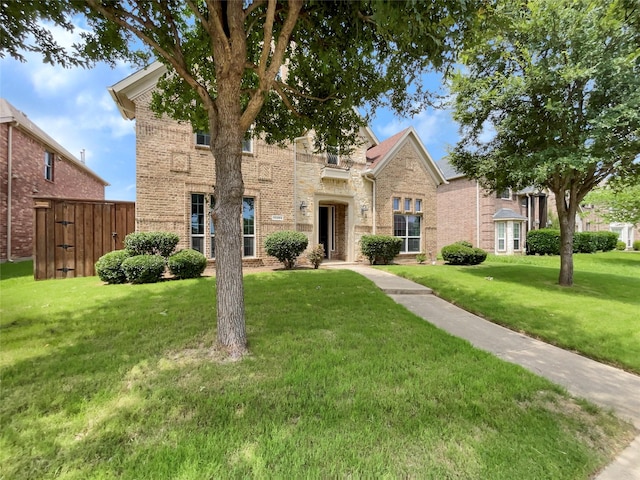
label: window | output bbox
[404,198,412,212]
[392,197,401,211]
[209,196,215,258]
[44,151,54,181]
[496,221,506,251]
[415,199,422,212]
[195,131,210,147]
[513,222,521,250]
[242,136,253,153]
[394,214,421,253]
[497,188,511,200]
[243,197,255,257]
[191,194,205,253]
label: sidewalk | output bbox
[340,265,640,480]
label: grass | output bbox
[382,251,640,374]
[0,261,635,479]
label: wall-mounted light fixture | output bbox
[299,201,307,211]
[361,204,369,215]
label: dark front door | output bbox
[319,206,329,258]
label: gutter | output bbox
[362,171,376,234]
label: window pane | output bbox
[242,137,253,153]
[392,197,400,210]
[191,194,204,234]
[243,236,254,257]
[408,238,421,252]
[191,236,204,253]
[210,236,215,258]
[196,131,210,146]
[393,214,406,236]
[405,198,412,211]
[407,215,421,236]
[243,197,255,235]
[415,199,422,212]
[497,222,506,250]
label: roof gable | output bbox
[364,127,447,185]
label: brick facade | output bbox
[1,101,107,261]
[112,68,445,265]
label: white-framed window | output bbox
[497,188,511,200]
[191,194,205,253]
[44,151,54,181]
[404,198,412,212]
[394,214,422,253]
[209,196,216,258]
[195,131,210,147]
[242,136,253,154]
[513,222,521,250]
[243,197,255,257]
[496,221,506,251]
[415,199,422,212]
[392,197,401,211]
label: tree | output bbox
[448,0,640,286]
[4,0,483,357]
[583,182,640,226]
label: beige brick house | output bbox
[109,64,446,265]
[436,159,550,255]
[1,98,108,262]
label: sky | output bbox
[0,23,461,202]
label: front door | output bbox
[318,206,334,258]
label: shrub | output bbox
[634,240,640,251]
[168,249,207,279]
[573,232,597,253]
[360,235,402,265]
[415,253,426,264]
[95,249,132,284]
[264,231,309,269]
[456,240,473,248]
[124,231,180,257]
[307,244,325,269]
[441,242,487,265]
[616,241,627,251]
[121,254,166,284]
[526,229,560,255]
[592,231,618,252]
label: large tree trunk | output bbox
[554,190,577,286]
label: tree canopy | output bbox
[448,0,640,285]
[2,0,486,356]
[584,182,640,226]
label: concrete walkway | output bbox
[338,265,640,480]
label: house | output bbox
[436,160,550,254]
[108,64,446,265]
[577,204,639,250]
[1,98,109,262]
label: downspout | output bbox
[363,172,376,234]
[7,124,14,262]
[475,180,480,247]
[293,136,308,232]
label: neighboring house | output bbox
[108,63,446,265]
[436,160,550,254]
[577,204,638,249]
[1,98,109,262]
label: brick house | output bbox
[1,98,109,262]
[436,160,550,255]
[108,63,446,265]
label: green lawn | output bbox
[0,261,635,479]
[382,251,640,374]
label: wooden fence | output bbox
[33,197,135,280]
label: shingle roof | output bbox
[365,128,408,168]
[493,208,527,220]
[435,158,465,180]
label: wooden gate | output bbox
[33,198,135,280]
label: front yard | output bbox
[383,251,640,374]
[0,261,635,478]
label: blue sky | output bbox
[0,24,461,202]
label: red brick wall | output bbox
[1,125,106,261]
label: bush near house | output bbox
[592,231,618,252]
[634,240,640,251]
[527,229,618,255]
[526,229,561,255]
[307,244,325,269]
[441,242,487,265]
[121,254,166,284]
[95,249,132,284]
[168,249,207,279]
[264,230,309,269]
[124,231,180,257]
[360,235,402,265]
[573,232,598,253]
[616,241,627,251]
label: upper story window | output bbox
[415,199,423,212]
[497,188,511,200]
[242,135,253,154]
[44,151,54,181]
[404,198,412,212]
[195,131,210,147]
[392,197,401,211]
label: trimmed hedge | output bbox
[95,249,132,284]
[124,231,180,257]
[441,242,487,265]
[616,241,627,251]
[264,231,309,269]
[121,254,166,284]
[526,229,561,255]
[593,231,618,252]
[360,235,402,265]
[634,240,640,251]
[168,249,207,279]
[573,232,597,253]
